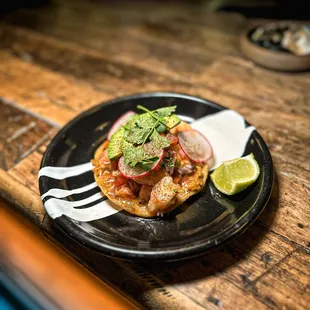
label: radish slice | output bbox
[177,129,213,163]
[107,111,135,140]
[118,147,164,179]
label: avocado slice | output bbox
[165,114,181,129]
[108,127,125,160]
[121,138,132,152]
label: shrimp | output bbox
[116,185,136,199]
[147,176,180,213]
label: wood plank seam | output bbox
[19,131,53,161]
[0,168,45,224]
[126,263,268,309]
[0,25,240,89]
[202,250,300,309]
[39,222,204,310]
[250,249,298,286]
[1,96,62,128]
[3,24,309,123]
[256,224,310,251]
[2,11,241,60]
[113,260,206,309]
[0,23,245,88]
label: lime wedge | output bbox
[211,153,260,195]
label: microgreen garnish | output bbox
[108,105,181,170]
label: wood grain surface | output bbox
[0,0,309,309]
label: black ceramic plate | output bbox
[39,92,273,261]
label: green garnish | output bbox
[152,106,177,118]
[142,119,160,145]
[107,127,125,160]
[108,105,181,170]
[123,113,156,145]
[121,139,159,170]
[124,106,177,147]
[156,123,167,133]
[137,105,165,124]
[150,130,170,149]
[166,158,175,169]
[138,157,160,171]
[137,105,178,126]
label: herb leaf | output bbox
[123,113,156,145]
[138,156,160,171]
[166,158,175,168]
[121,139,160,169]
[117,105,178,168]
[137,105,177,123]
[150,130,170,149]
[124,106,178,145]
[153,106,177,118]
[122,143,145,167]
[156,123,167,133]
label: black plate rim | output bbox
[39,92,274,261]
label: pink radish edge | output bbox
[107,111,136,140]
[118,149,164,179]
[177,129,213,163]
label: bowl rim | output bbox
[241,22,310,59]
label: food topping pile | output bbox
[92,105,212,216]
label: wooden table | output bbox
[0,0,309,309]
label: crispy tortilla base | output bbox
[93,143,208,218]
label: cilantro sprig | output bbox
[124,106,177,148]
[137,105,166,125]
[142,119,160,145]
[109,105,180,171]
[136,105,177,146]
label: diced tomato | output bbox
[115,175,128,187]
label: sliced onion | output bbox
[177,129,213,163]
[107,111,135,140]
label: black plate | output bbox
[39,92,273,261]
